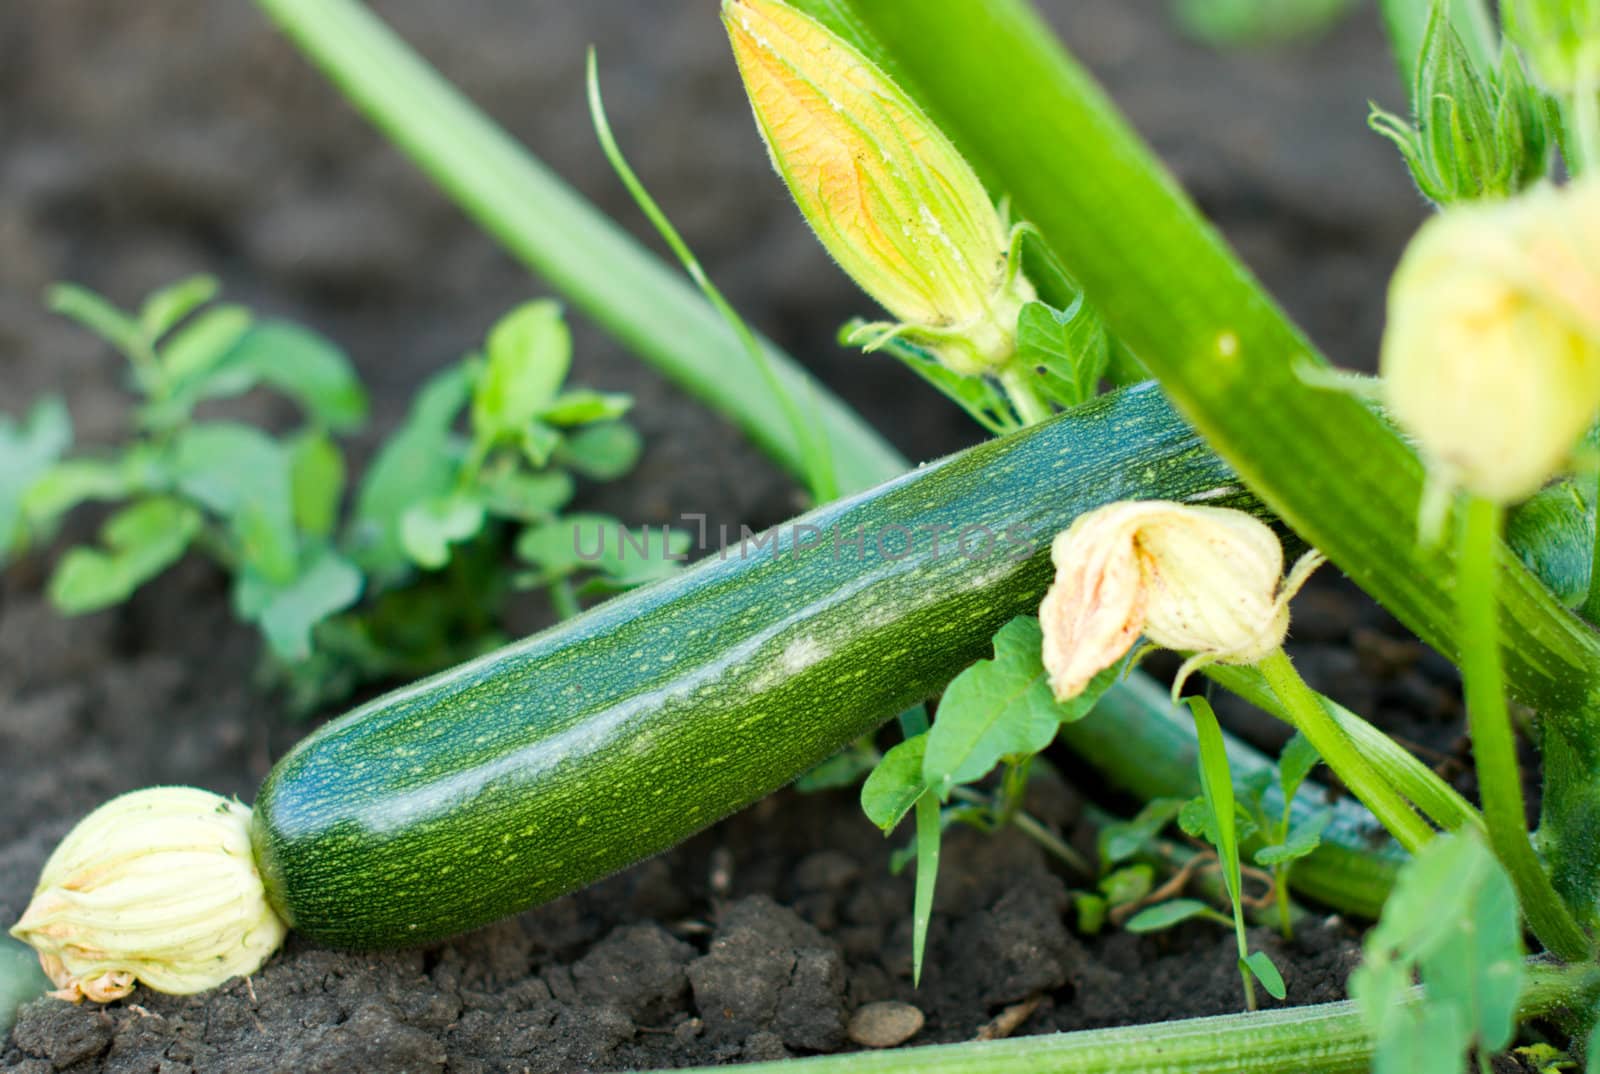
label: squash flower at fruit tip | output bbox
[722,0,1036,377]
[1380,179,1600,505]
[9,787,287,1002]
[1038,501,1324,702]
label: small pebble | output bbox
[847,1001,924,1048]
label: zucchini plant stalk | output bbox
[1459,496,1592,962]
[654,962,1596,1074]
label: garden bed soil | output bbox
[3,2,1439,1071]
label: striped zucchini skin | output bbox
[252,383,1247,949]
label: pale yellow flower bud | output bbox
[9,787,287,1002]
[1038,502,1323,701]
[1381,179,1600,504]
[722,0,1035,376]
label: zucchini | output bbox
[252,383,1247,949]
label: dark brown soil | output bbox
[2,2,1436,1071]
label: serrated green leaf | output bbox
[48,498,201,613]
[0,397,72,560]
[861,734,930,832]
[923,616,1108,796]
[555,422,643,481]
[287,430,345,539]
[236,549,364,662]
[171,423,299,582]
[137,274,219,340]
[158,304,253,385]
[471,300,571,443]
[1099,798,1186,866]
[400,494,487,570]
[47,283,143,358]
[349,364,470,580]
[479,469,574,522]
[1014,298,1110,409]
[1178,795,1213,840]
[538,389,633,426]
[1125,898,1214,933]
[1254,808,1331,867]
[1242,951,1286,1001]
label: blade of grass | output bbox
[251,0,897,496]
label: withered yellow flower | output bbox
[1381,179,1600,504]
[10,787,287,1002]
[1039,502,1323,701]
[722,0,1035,376]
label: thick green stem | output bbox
[649,964,1592,1074]
[250,0,902,496]
[1256,650,1435,854]
[804,0,1600,740]
[998,365,1052,426]
[1459,496,1593,962]
[1207,663,1483,834]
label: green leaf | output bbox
[1351,830,1525,1072]
[1242,951,1287,1001]
[538,389,633,426]
[1172,0,1355,44]
[1124,899,1214,934]
[235,549,364,662]
[1098,863,1153,906]
[288,430,345,539]
[137,274,219,340]
[0,397,72,559]
[400,494,487,570]
[471,300,571,443]
[555,422,643,481]
[575,527,691,592]
[1189,697,1242,904]
[1073,893,1107,935]
[47,498,201,613]
[1014,298,1110,410]
[910,789,942,987]
[923,616,1113,796]
[171,423,299,583]
[861,734,930,832]
[47,283,143,358]
[349,364,470,580]
[1254,808,1331,867]
[164,320,368,432]
[795,738,881,792]
[158,304,253,385]
[1278,731,1321,803]
[515,513,620,578]
[1099,798,1186,866]
[478,469,574,522]
[519,420,563,468]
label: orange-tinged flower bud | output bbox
[1381,179,1600,504]
[1039,502,1322,700]
[10,787,287,1002]
[722,0,1035,375]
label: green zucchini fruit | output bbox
[252,383,1249,949]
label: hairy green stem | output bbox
[251,0,901,496]
[1377,0,1498,93]
[1460,496,1592,962]
[1207,664,1483,834]
[645,963,1593,1074]
[803,0,1600,746]
[1256,650,1435,854]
